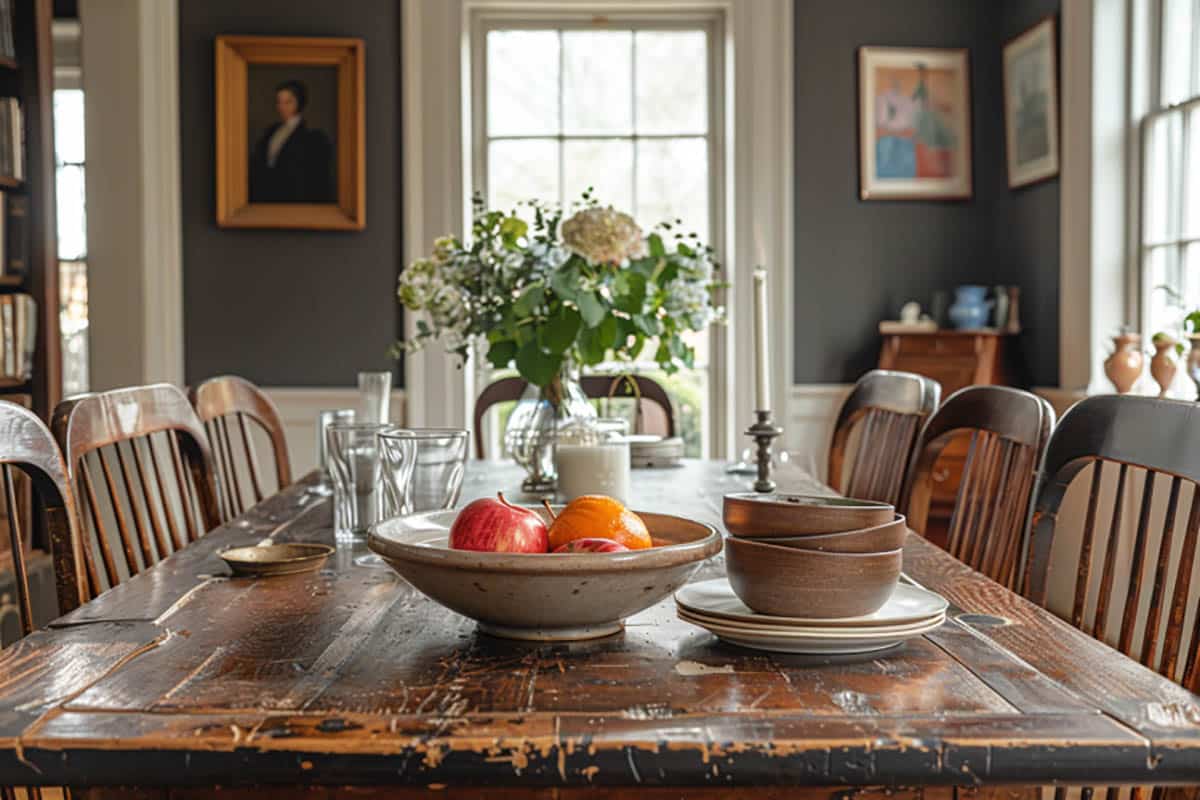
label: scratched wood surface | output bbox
[0,460,1197,793]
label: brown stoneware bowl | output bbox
[724,535,902,618]
[369,506,721,641]
[723,493,894,538]
[740,514,908,554]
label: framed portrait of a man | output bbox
[215,36,365,230]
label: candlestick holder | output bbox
[745,410,783,493]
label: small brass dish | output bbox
[219,543,334,577]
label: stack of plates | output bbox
[629,435,684,468]
[675,578,948,654]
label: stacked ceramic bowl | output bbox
[675,493,947,654]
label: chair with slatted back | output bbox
[1026,395,1200,800]
[827,369,941,506]
[0,401,86,800]
[902,386,1055,589]
[472,375,677,459]
[190,375,292,522]
[51,384,221,602]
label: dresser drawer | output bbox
[894,335,983,358]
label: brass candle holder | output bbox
[745,410,783,493]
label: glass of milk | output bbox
[555,418,631,504]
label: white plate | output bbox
[679,611,946,654]
[676,578,948,628]
[676,606,946,637]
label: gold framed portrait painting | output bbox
[215,35,365,230]
[858,46,973,201]
[1003,18,1059,189]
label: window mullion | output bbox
[557,29,565,207]
[630,31,639,217]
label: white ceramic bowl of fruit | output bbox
[368,494,721,641]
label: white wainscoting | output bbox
[264,388,407,476]
[783,384,852,484]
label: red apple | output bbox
[552,537,630,554]
[449,493,549,553]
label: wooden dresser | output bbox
[878,331,1013,544]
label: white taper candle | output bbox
[752,268,770,411]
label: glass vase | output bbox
[503,371,596,493]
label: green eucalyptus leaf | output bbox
[513,283,543,318]
[515,340,561,387]
[654,341,671,365]
[486,340,517,369]
[578,316,619,365]
[577,291,608,328]
[647,233,665,258]
[614,271,647,314]
[541,305,581,353]
[633,314,662,336]
[550,266,581,302]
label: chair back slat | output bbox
[829,370,940,506]
[191,376,291,522]
[53,384,221,601]
[0,401,85,635]
[2,464,30,638]
[904,386,1054,589]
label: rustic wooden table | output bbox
[0,460,1198,799]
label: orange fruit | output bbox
[548,495,652,551]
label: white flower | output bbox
[663,277,716,330]
[560,206,646,264]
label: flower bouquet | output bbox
[395,193,724,488]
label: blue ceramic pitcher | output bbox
[947,285,992,330]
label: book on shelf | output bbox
[0,292,34,381]
[0,98,23,183]
[5,192,26,276]
[0,0,14,64]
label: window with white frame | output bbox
[1142,0,1200,340]
[471,14,723,457]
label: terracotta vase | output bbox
[1150,335,1180,397]
[1104,333,1144,394]
[1188,336,1200,399]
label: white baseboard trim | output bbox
[784,384,851,483]
[264,387,407,475]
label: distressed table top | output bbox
[0,460,1198,792]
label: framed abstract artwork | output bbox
[1003,18,1059,188]
[215,36,365,230]
[858,47,972,201]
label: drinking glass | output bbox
[326,422,392,541]
[315,409,355,478]
[379,428,469,516]
[358,371,392,425]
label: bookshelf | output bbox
[0,0,58,614]
[0,0,59,421]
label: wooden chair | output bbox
[51,384,221,602]
[0,402,86,800]
[903,386,1055,589]
[827,369,940,506]
[191,375,292,522]
[1025,394,1200,800]
[472,375,677,460]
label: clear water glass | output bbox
[358,371,392,424]
[379,428,469,516]
[315,409,355,480]
[326,422,391,541]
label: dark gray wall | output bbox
[995,0,1062,387]
[179,0,402,387]
[793,0,1061,387]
